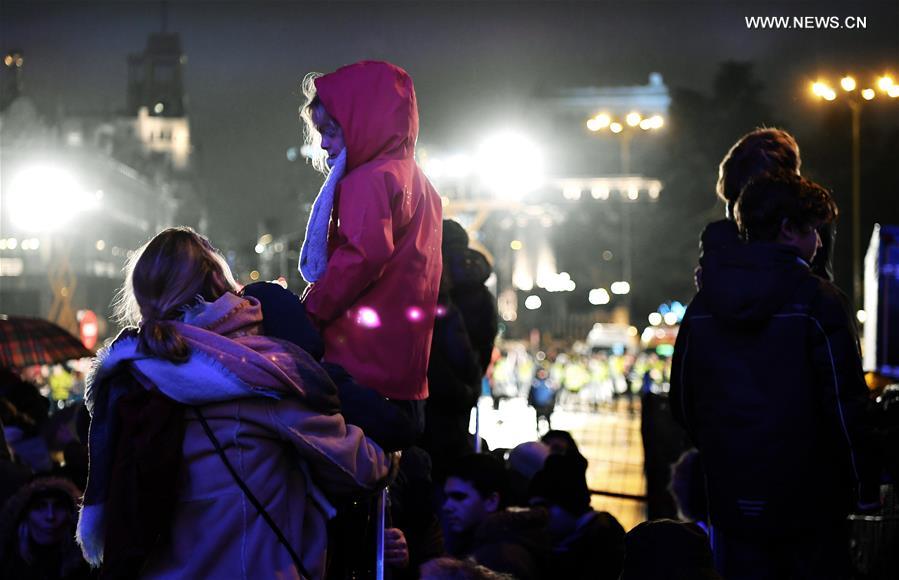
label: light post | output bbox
[586,112,664,313]
[810,73,898,308]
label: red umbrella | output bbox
[0,315,93,369]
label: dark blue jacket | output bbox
[671,243,878,536]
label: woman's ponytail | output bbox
[138,318,189,363]
[116,227,238,363]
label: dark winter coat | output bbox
[442,220,498,370]
[422,292,482,481]
[671,242,879,537]
[442,242,498,372]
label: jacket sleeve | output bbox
[810,288,881,510]
[304,171,395,325]
[268,398,390,495]
[669,312,693,435]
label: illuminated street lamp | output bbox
[5,164,102,335]
[476,131,545,198]
[809,72,898,307]
[585,111,665,173]
[7,165,99,232]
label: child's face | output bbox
[778,220,822,264]
[312,103,345,167]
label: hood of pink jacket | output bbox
[315,61,418,172]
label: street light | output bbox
[810,72,898,307]
[7,165,99,232]
[585,111,665,174]
[476,131,545,198]
[610,281,631,295]
[589,288,611,305]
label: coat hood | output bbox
[446,247,492,287]
[315,60,418,171]
[698,243,812,327]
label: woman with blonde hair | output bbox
[77,227,391,579]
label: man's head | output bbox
[735,172,837,263]
[717,128,801,218]
[528,454,592,540]
[442,454,509,534]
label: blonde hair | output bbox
[114,227,238,362]
[299,71,330,174]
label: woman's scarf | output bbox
[299,148,347,283]
[77,293,340,567]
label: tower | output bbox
[127,33,191,169]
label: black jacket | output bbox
[422,292,482,481]
[445,247,498,373]
[671,243,878,536]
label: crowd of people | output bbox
[490,346,672,432]
[0,60,892,580]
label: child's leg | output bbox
[322,363,417,452]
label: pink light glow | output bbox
[406,306,424,322]
[435,305,448,318]
[356,307,382,328]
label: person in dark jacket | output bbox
[527,367,557,431]
[671,173,880,579]
[422,269,483,483]
[424,220,498,482]
[528,454,625,580]
[697,128,834,287]
[441,220,498,373]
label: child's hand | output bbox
[384,527,409,568]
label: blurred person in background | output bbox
[527,368,558,432]
[0,477,93,580]
[528,454,625,580]
[540,430,588,471]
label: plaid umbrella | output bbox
[0,315,93,369]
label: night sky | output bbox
[3,0,898,250]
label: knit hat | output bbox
[508,441,550,480]
[528,453,591,515]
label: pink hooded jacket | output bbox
[304,61,443,401]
